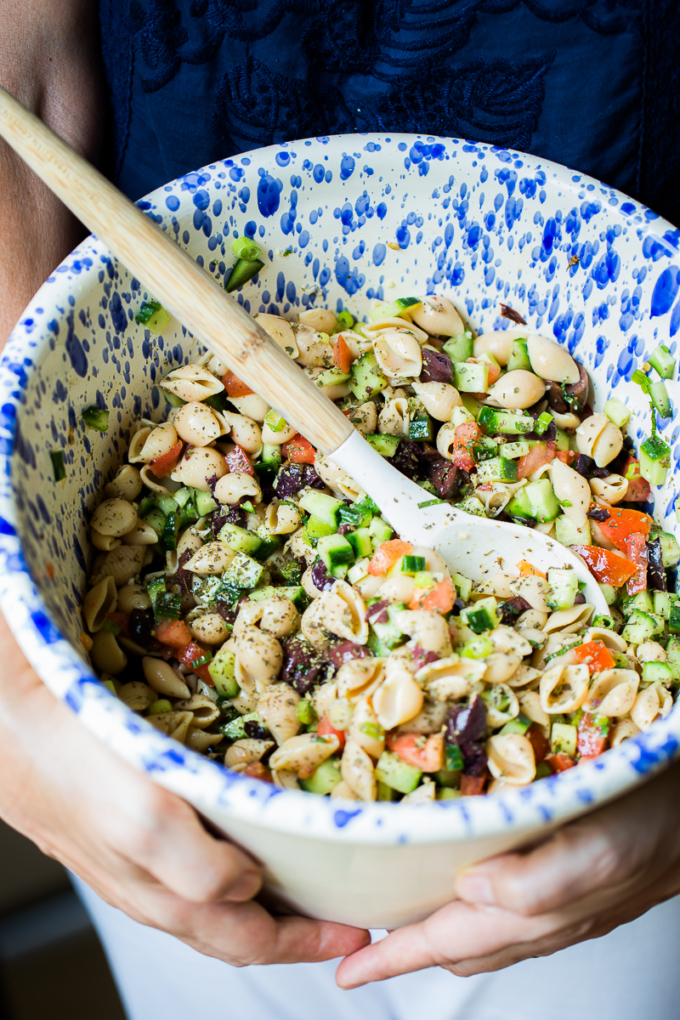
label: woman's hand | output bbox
[336,759,680,986]
[0,615,369,965]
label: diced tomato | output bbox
[594,503,653,551]
[517,440,556,480]
[576,712,610,758]
[626,476,652,502]
[331,333,352,374]
[225,444,254,476]
[154,619,192,648]
[409,576,456,614]
[368,539,413,576]
[282,434,316,464]
[460,773,487,796]
[318,714,346,750]
[222,370,253,398]
[387,732,444,772]
[148,439,183,479]
[242,762,273,783]
[572,640,615,674]
[105,612,130,639]
[545,753,576,773]
[526,723,550,765]
[570,545,638,587]
[624,531,648,595]
[451,421,482,471]
[556,450,576,465]
[177,642,213,685]
[518,560,547,580]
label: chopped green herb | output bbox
[82,406,110,432]
[418,498,445,508]
[360,722,385,740]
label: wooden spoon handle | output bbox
[0,87,353,455]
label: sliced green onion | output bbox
[231,236,263,261]
[334,310,355,332]
[153,591,182,620]
[82,406,110,432]
[190,652,213,669]
[50,450,66,481]
[650,379,673,418]
[135,299,161,324]
[360,721,385,740]
[135,300,172,333]
[461,635,494,659]
[368,297,421,321]
[296,700,317,727]
[418,498,444,508]
[534,411,554,436]
[264,409,288,432]
[649,344,676,380]
[631,368,652,395]
[225,258,264,292]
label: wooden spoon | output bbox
[0,86,607,612]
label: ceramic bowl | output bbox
[0,134,678,930]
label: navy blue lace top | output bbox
[99,1,679,225]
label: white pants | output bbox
[75,877,680,1020]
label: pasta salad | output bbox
[80,295,680,801]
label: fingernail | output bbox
[225,867,261,902]
[456,871,496,905]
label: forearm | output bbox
[0,0,103,348]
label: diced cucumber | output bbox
[461,635,494,659]
[551,722,577,756]
[318,534,355,575]
[454,361,489,393]
[374,751,422,794]
[476,456,518,483]
[658,531,680,568]
[598,584,619,607]
[347,558,370,584]
[546,568,578,611]
[435,766,462,788]
[304,516,336,544]
[622,590,654,616]
[409,414,435,442]
[650,380,673,419]
[155,493,179,516]
[524,478,560,522]
[208,646,239,697]
[554,427,571,452]
[219,522,264,556]
[477,406,534,434]
[640,435,671,487]
[442,332,474,362]
[666,637,680,674]
[401,555,426,575]
[499,712,533,736]
[224,552,265,589]
[254,536,283,561]
[347,528,373,558]
[173,487,193,508]
[456,495,487,516]
[376,781,399,801]
[505,487,534,521]
[299,491,344,528]
[555,515,592,547]
[460,393,485,418]
[220,711,262,741]
[642,661,675,685]
[461,596,498,634]
[500,441,532,459]
[451,572,473,602]
[604,397,631,428]
[250,585,307,610]
[143,508,167,540]
[368,297,422,320]
[261,443,283,467]
[369,517,393,546]
[299,757,343,795]
[368,602,407,655]
[622,609,664,643]
[472,435,500,462]
[670,601,680,636]
[649,344,676,380]
[349,351,388,400]
[506,338,531,372]
[161,511,179,552]
[316,368,352,388]
[366,434,400,457]
[437,787,462,800]
[450,405,476,428]
[194,489,219,516]
[654,591,672,620]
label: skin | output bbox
[3,0,680,987]
[0,0,368,966]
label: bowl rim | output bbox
[0,130,678,846]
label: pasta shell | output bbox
[257,682,301,745]
[473,328,527,366]
[483,653,523,685]
[518,690,550,728]
[589,474,628,504]
[336,657,385,700]
[341,737,377,801]
[489,626,533,658]
[225,739,275,768]
[330,779,359,800]
[348,697,385,758]
[401,779,437,804]
[172,447,228,491]
[309,580,368,645]
[255,314,300,358]
[160,364,224,402]
[122,520,159,546]
[378,397,410,436]
[487,370,545,409]
[90,498,138,538]
[372,668,424,729]
[148,711,194,744]
[299,307,338,333]
[551,460,590,529]
[173,694,220,729]
[526,335,580,384]
[631,683,672,731]
[229,394,270,422]
[269,732,340,776]
[174,401,227,447]
[184,541,235,575]
[186,728,223,753]
[585,668,639,717]
[128,426,153,463]
[506,663,541,689]
[509,575,550,613]
[395,610,452,657]
[116,582,152,614]
[374,329,423,379]
[92,545,144,587]
[611,717,640,747]
[214,472,262,505]
[142,657,191,699]
[118,681,155,712]
[416,656,480,700]
[235,625,283,688]
[397,698,449,734]
[410,295,464,337]
[362,317,429,342]
[575,413,607,460]
[482,684,519,727]
[591,421,624,468]
[543,603,594,634]
[262,500,303,536]
[272,769,301,790]
[189,612,231,645]
[540,662,590,714]
[582,628,627,653]
[295,326,331,367]
[82,576,118,632]
[486,733,536,786]
[412,382,462,421]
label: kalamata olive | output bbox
[210,505,245,536]
[563,362,590,412]
[446,694,487,746]
[366,599,390,625]
[500,303,527,325]
[460,740,489,777]
[647,537,667,592]
[391,441,422,480]
[166,550,194,593]
[546,381,569,414]
[420,347,454,383]
[587,505,611,522]
[499,596,532,625]
[573,454,595,477]
[311,558,335,591]
[411,644,439,667]
[274,463,324,498]
[281,635,331,694]
[573,592,587,605]
[244,720,271,741]
[128,607,157,649]
[429,458,460,498]
[450,598,467,617]
[328,641,372,669]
